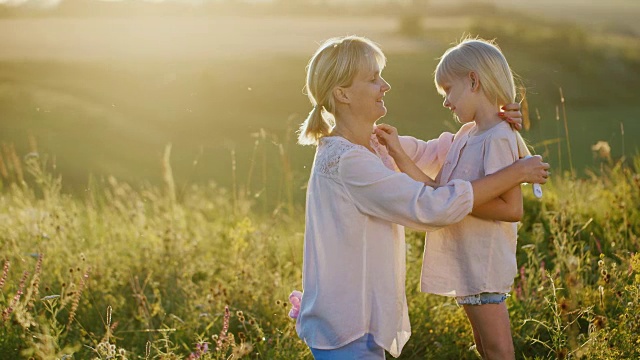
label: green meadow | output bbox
[1,6,640,359]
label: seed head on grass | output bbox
[67,266,91,329]
[0,260,9,290]
[25,253,44,311]
[1,270,29,322]
[0,153,8,179]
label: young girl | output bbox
[376,37,531,360]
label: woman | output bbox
[294,35,548,359]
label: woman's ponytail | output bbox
[297,105,332,146]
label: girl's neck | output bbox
[473,103,503,134]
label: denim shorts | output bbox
[456,292,508,306]
[310,333,385,359]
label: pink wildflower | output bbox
[288,290,302,319]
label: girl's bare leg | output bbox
[463,303,515,360]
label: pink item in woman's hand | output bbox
[288,290,302,319]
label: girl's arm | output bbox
[375,124,547,212]
[393,103,523,179]
[375,124,438,186]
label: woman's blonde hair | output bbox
[297,36,386,146]
[435,36,531,157]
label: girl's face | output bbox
[343,64,391,122]
[440,76,476,123]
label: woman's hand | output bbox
[500,103,523,131]
[374,124,406,159]
[517,155,550,184]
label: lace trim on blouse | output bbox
[315,136,396,178]
[315,136,365,178]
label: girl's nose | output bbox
[443,98,450,108]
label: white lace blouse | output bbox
[296,134,474,357]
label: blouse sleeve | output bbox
[483,131,519,176]
[338,148,474,231]
[398,132,454,179]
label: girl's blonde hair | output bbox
[297,35,386,146]
[434,36,531,157]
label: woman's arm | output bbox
[339,148,474,231]
[472,131,525,221]
[469,157,546,207]
[471,186,523,222]
[337,147,546,232]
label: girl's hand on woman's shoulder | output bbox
[374,124,405,158]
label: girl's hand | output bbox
[517,155,550,184]
[499,103,523,131]
[374,124,405,159]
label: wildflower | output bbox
[188,341,209,359]
[216,306,231,351]
[288,290,302,319]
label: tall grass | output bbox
[0,123,639,359]
[0,144,307,359]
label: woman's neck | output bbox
[331,120,375,152]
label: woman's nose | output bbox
[382,79,391,92]
[443,98,450,108]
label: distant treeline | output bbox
[0,0,497,19]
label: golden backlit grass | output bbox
[0,140,639,359]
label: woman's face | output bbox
[343,64,391,121]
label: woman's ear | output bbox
[333,86,350,104]
[469,72,480,92]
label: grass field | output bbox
[0,142,638,359]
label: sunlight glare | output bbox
[0,0,62,7]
